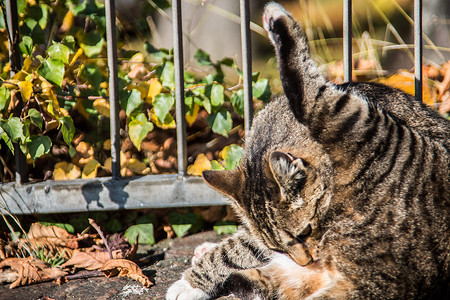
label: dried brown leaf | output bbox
[0,258,67,289]
[60,249,124,270]
[27,223,78,250]
[101,259,153,287]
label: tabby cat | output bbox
[166,3,450,299]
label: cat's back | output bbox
[341,81,450,147]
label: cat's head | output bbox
[203,141,332,266]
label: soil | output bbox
[0,231,240,300]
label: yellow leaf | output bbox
[60,10,74,32]
[70,48,84,66]
[93,98,110,117]
[18,81,33,101]
[53,162,81,180]
[22,57,33,73]
[150,109,176,129]
[3,62,10,74]
[82,159,100,179]
[104,157,112,172]
[130,53,145,67]
[187,154,211,176]
[127,158,150,175]
[219,145,231,161]
[127,82,149,101]
[146,78,162,103]
[186,103,200,126]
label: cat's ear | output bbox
[269,151,307,202]
[203,169,243,200]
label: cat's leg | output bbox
[223,253,353,300]
[166,230,271,300]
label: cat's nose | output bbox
[288,243,313,266]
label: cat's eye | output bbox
[295,224,312,242]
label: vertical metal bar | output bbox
[173,0,187,177]
[6,0,27,184]
[414,0,423,101]
[343,0,352,82]
[240,0,253,133]
[105,0,121,179]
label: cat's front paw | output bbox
[166,278,210,300]
[192,242,218,265]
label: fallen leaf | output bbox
[101,259,153,287]
[127,158,150,175]
[93,98,110,118]
[0,258,67,289]
[187,153,211,176]
[82,159,100,179]
[60,249,124,270]
[28,223,73,241]
[53,162,81,180]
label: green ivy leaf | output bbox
[231,89,244,116]
[48,43,70,64]
[59,116,75,146]
[61,35,76,52]
[28,109,43,131]
[124,223,155,245]
[0,86,11,112]
[28,135,51,160]
[253,78,271,102]
[206,109,232,137]
[194,49,213,66]
[168,211,201,238]
[1,117,25,143]
[80,63,102,88]
[252,71,260,82]
[19,36,34,56]
[104,218,122,233]
[0,132,13,152]
[224,145,244,170]
[144,42,170,60]
[37,58,65,87]
[213,220,238,235]
[211,160,225,171]
[120,89,142,117]
[22,18,45,44]
[158,61,175,89]
[128,119,154,151]
[76,31,104,58]
[218,57,234,67]
[210,84,224,111]
[153,93,174,123]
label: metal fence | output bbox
[1,0,423,215]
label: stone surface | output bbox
[0,231,240,300]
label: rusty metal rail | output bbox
[2,0,424,214]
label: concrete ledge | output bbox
[0,175,228,214]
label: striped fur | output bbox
[167,3,450,299]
